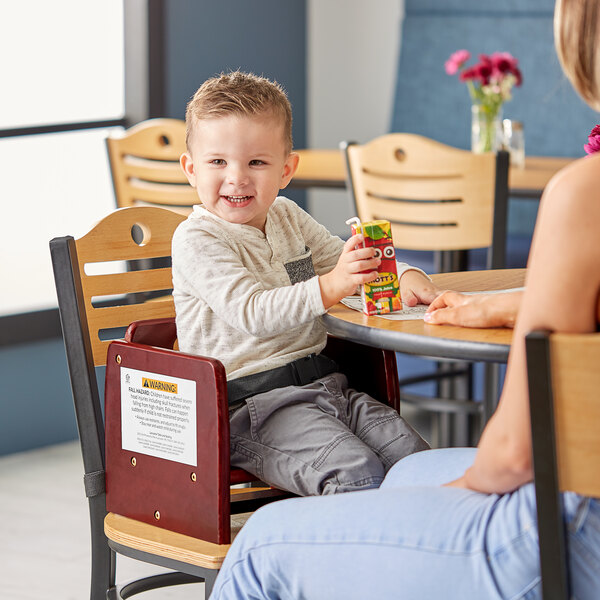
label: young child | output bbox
[172,71,438,496]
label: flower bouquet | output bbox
[445,50,523,153]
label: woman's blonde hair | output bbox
[185,71,293,153]
[554,0,600,110]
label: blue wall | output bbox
[163,0,307,208]
[392,0,598,156]
[391,0,599,238]
[0,339,77,455]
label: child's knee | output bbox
[362,416,430,468]
[318,450,386,495]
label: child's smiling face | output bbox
[181,112,298,231]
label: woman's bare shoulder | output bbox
[545,154,600,202]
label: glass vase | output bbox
[471,104,503,153]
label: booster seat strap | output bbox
[83,470,106,498]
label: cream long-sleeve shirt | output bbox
[172,197,423,380]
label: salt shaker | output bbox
[502,119,525,168]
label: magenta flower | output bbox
[444,49,471,75]
[584,124,600,155]
[458,65,478,82]
[490,52,523,86]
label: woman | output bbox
[210,1,600,597]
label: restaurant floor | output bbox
[0,405,431,600]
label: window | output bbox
[0,0,125,318]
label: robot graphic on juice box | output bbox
[346,217,403,315]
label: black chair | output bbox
[525,329,600,600]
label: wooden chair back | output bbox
[49,207,256,596]
[526,329,600,600]
[62,207,186,367]
[342,134,509,269]
[106,118,197,214]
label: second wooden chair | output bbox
[342,134,510,447]
[106,118,197,214]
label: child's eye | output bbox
[210,159,226,166]
[249,159,266,166]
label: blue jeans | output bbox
[210,448,600,599]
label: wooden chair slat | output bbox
[124,155,189,183]
[550,333,600,497]
[82,269,174,297]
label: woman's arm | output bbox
[451,155,600,494]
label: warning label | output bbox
[120,367,197,466]
[142,377,178,394]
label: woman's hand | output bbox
[443,474,469,488]
[423,290,523,329]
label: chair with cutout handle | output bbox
[106,118,197,215]
[342,134,509,447]
[525,329,600,600]
[50,206,402,599]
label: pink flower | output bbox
[445,49,471,75]
[459,62,491,86]
[458,65,478,82]
[584,124,600,155]
[490,52,523,86]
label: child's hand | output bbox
[319,234,380,309]
[400,269,441,306]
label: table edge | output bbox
[322,313,510,363]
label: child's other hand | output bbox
[400,269,440,306]
[319,234,380,309]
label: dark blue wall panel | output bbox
[0,339,77,456]
[164,0,307,207]
[391,0,599,239]
[392,0,598,156]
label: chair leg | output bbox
[481,363,501,436]
[119,573,204,599]
[436,362,473,447]
[87,495,115,600]
[204,570,219,598]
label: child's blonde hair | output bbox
[554,0,600,110]
[185,71,293,153]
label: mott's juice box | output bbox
[347,218,403,315]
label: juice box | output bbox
[347,218,403,315]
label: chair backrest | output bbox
[342,134,509,269]
[106,118,197,214]
[52,207,186,368]
[525,329,600,600]
[49,207,192,560]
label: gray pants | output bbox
[229,372,429,496]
